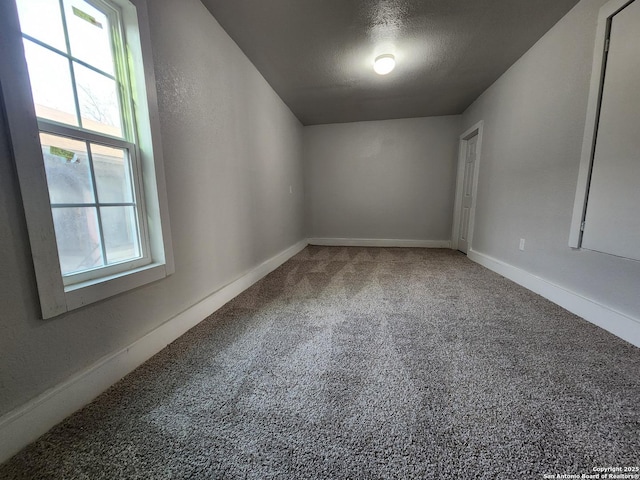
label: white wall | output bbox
[461,0,640,322]
[304,116,461,242]
[0,0,304,416]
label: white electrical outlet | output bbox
[289,185,293,194]
[519,238,526,251]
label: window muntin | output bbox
[15,0,67,52]
[16,0,150,285]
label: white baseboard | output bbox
[308,238,452,248]
[468,249,640,349]
[0,239,308,464]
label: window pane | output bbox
[63,0,114,75]
[75,62,123,137]
[101,206,140,264]
[16,0,67,52]
[23,40,78,126]
[40,133,94,204]
[52,207,104,275]
[91,144,133,203]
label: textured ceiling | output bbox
[200,0,581,125]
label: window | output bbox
[17,0,150,284]
[0,0,174,318]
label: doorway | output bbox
[570,0,640,261]
[452,122,483,254]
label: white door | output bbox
[458,134,478,254]
[581,0,640,261]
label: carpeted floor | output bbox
[1,246,639,479]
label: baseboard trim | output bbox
[0,239,308,464]
[308,238,452,248]
[468,249,640,348]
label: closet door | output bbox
[582,0,640,260]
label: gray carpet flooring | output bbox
[1,246,639,479]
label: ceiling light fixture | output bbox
[373,54,395,75]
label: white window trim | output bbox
[569,0,635,248]
[0,0,174,319]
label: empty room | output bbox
[0,0,639,478]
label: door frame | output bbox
[451,120,484,252]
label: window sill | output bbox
[62,262,170,313]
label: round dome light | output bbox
[373,54,395,75]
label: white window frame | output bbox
[0,0,174,318]
[25,0,152,286]
[568,0,635,248]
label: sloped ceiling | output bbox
[200,0,581,125]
